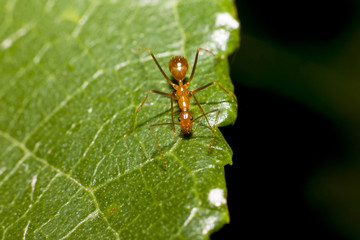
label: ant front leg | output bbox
[139,47,178,90]
[124,90,172,137]
[186,48,214,87]
[148,122,179,170]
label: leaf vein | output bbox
[22,69,105,143]
[69,112,119,175]
[58,210,99,240]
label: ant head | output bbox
[169,56,188,81]
[178,112,193,134]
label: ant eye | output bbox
[190,116,193,120]
[178,117,181,122]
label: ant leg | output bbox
[193,109,220,155]
[193,109,219,122]
[192,82,238,108]
[139,47,178,90]
[207,109,220,155]
[186,48,214,87]
[170,92,176,137]
[124,90,172,137]
[148,122,180,170]
[191,94,214,131]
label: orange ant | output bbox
[124,47,238,170]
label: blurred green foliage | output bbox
[232,0,360,238]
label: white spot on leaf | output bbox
[202,216,217,235]
[208,188,226,207]
[211,29,230,51]
[215,12,240,29]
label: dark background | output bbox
[213,0,360,239]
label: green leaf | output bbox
[0,0,239,239]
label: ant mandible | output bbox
[124,47,238,170]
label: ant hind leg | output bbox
[193,109,221,155]
[207,109,220,155]
[124,90,172,137]
[148,122,179,171]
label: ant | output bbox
[124,47,238,170]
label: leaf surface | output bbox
[0,0,239,239]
